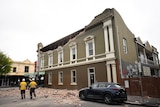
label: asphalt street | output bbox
[1,87,158,107]
[0,96,146,107]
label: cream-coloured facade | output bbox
[8,59,35,76]
[0,59,35,87]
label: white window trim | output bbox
[48,51,53,67]
[40,54,44,69]
[57,46,64,65]
[48,72,52,85]
[58,71,63,85]
[69,42,77,63]
[70,70,77,85]
[84,35,95,60]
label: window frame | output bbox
[57,46,63,65]
[24,66,29,73]
[48,52,53,67]
[84,35,95,58]
[40,54,44,69]
[71,47,76,60]
[88,41,94,56]
[58,71,63,85]
[69,42,77,63]
[13,67,16,72]
[48,72,52,85]
[58,51,63,63]
[70,70,77,85]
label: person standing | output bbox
[19,78,27,99]
[29,78,37,99]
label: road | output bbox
[0,87,151,107]
[0,96,145,107]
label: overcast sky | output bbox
[0,0,160,62]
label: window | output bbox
[72,48,76,59]
[154,55,159,65]
[69,42,77,63]
[98,83,106,88]
[13,67,16,72]
[84,35,95,58]
[58,71,63,85]
[40,55,44,68]
[60,52,63,62]
[91,83,98,89]
[71,70,77,85]
[48,72,52,85]
[88,42,93,56]
[48,52,53,67]
[57,46,63,65]
[123,38,128,54]
[24,66,29,73]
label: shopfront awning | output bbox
[24,73,35,77]
[35,71,45,75]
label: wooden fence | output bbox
[123,77,160,98]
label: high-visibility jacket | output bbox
[29,81,37,88]
[20,81,27,90]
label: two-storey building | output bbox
[37,8,160,97]
[0,59,35,87]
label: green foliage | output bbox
[0,51,12,75]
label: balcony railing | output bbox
[138,56,157,65]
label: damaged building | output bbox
[36,8,160,97]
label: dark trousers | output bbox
[20,90,25,99]
[30,88,36,99]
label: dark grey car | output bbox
[79,82,127,104]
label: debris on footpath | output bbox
[0,87,80,105]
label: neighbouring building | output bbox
[0,59,35,87]
[37,8,160,97]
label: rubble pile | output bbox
[37,88,80,105]
[0,87,81,105]
[0,88,20,97]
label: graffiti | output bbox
[121,60,139,78]
[126,64,138,77]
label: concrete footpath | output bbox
[126,96,160,107]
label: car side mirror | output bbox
[89,86,92,89]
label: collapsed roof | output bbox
[40,8,113,52]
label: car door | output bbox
[93,83,106,99]
[87,83,99,99]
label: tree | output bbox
[0,51,12,75]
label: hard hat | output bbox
[22,78,25,81]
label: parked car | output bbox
[79,82,127,104]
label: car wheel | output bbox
[104,94,112,104]
[79,92,86,100]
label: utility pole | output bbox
[135,40,144,103]
[138,62,144,102]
